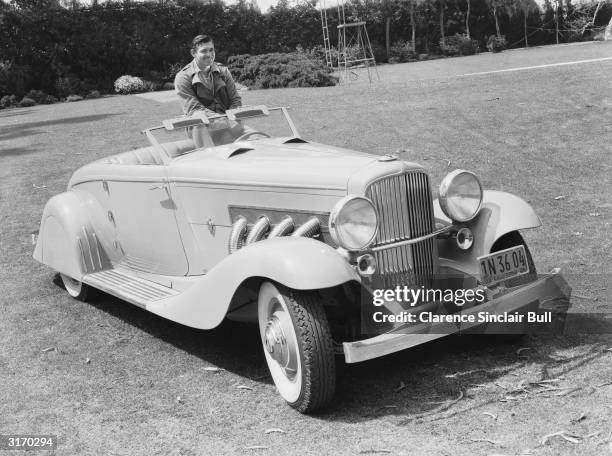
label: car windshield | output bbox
[147,106,299,159]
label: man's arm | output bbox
[175,70,216,116]
[221,67,242,109]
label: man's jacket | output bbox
[174,60,242,115]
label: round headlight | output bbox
[329,196,378,251]
[439,170,483,222]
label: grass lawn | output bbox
[1,42,611,455]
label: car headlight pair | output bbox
[329,169,483,251]
[438,170,483,222]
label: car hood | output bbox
[169,138,418,192]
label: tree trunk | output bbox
[524,10,528,47]
[440,0,445,44]
[410,0,416,50]
[466,0,471,39]
[494,6,500,38]
[554,1,559,44]
[385,16,391,60]
[581,0,604,36]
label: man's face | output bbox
[191,42,215,69]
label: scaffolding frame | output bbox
[319,0,379,83]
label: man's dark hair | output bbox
[191,34,214,50]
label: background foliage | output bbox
[0,0,610,97]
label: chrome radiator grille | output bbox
[366,171,436,289]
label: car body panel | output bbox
[434,190,542,277]
[144,236,360,329]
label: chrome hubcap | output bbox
[264,316,288,366]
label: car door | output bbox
[106,161,189,277]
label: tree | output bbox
[465,0,471,38]
[439,0,446,44]
[517,0,538,46]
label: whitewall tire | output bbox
[257,282,335,413]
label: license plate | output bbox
[478,245,529,285]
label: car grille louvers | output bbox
[366,171,436,291]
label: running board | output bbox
[83,269,180,309]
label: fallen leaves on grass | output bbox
[245,446,268,450]
[516,347,531,356]
[32,184,47,189]
[204,367,223,372]
[572,232,584,236]
[589,212,601,217]
[237,385,253,391]
[394,381,407,392]
[554,195,566,200]
[445,369,485,378]
[263,428,285,435]
[358,449,392,454]
[540,430,583,445]
[555,387,581,396]
[570,412,587,423]
[85,358,91,364]
[400,391,464,424]
[470,437,503,446]
[42,347,56,353]
[483,412,497,420]
[175,396,184,404]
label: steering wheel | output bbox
[234,131,271,142]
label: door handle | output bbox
[149,184,167,190]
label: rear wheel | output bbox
[60,274,92,302]
[257,282,336,413]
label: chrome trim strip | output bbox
[370,226,452,252]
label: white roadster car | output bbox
[34,106,570,412]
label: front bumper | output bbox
[343,272,571,363]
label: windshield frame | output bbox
[143,106,300,164]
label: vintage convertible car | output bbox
[34,106,570,412]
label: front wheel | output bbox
[257,282,336,413]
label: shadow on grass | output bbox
[0,144,43,157]
[53,276,610,422]
[0,108,38,118]
[0,113,123,141]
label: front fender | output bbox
[146,237,359,329]
[434,190,541,277]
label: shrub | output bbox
[162,82,175,91]
[0,94,17,108]
[86,90,101,99]
[113,75,147,94]
[389,40,416,63]
[165,62,185,83]
[18,97,36,107]
[0,61,30,98]
[486,35,507,53]
[441,34,479,56]
[227,52,337,89]
[66,94,83,102]
[55,76,83,98]
[370,42,387,64]
[25,89,56,104]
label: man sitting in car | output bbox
[175,34,243,147]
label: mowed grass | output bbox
[1,42,611,455]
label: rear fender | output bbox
[434,190,541,276]
[34,191,113,279]
[146,236,359,329]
